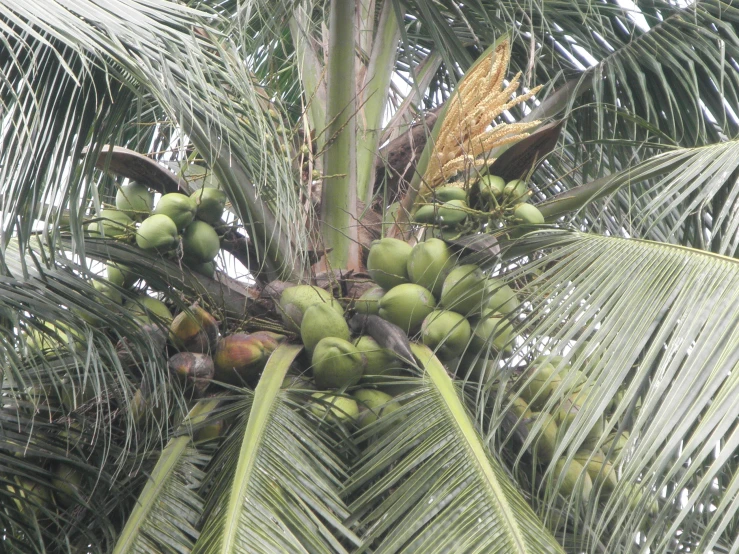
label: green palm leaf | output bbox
[346,344,564,553]
[193,344,359,553]
[113,400,219,554]
[487,230,739,551]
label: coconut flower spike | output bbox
[420,41,542,199]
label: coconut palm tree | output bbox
[1,0,739,552]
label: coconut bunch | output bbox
[276,284,403,426]
[507,354,636,504]
[86,180,228,278]
[165,304,285,400]
[412,176,545,241]
[274,236,523,425]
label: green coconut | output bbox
[602,431,629,459]
[153,193,197,230]
[354,389,400,428]
[94,280,122,304]
[88,208,134,239]
[116,182,154,220]
[191,187,227,224]
[185,260,216,278]
[412,204,438,224]
[367,237,412,290]
[468,310,515,357]
[278,285,342,333]
[421,310,471,361]
[485,278,518,315]
[433,186,468,203]
[181,221,220,263]
[554,458,593,502]
[440,264,487,315]
[312,337,365,389]
[520,362,561,411]
[107,262,136,288]
[509,397,532,420]
[503,179,528,200]
[354,285,385,315]
[574,450,618,493]
[514,203,544,225]
[128,296,173,324]
[51,463,84,508]
[354,335,404,381]
[436,199,468,226]
[136,214,179,252]
[378,283,436,335]
[309,393,358,423]
[527,412,559,461]
[478,175,506,200]
[300,303,350,353]
[406,238,455,296]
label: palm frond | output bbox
[346,343,564,553]
[0,0,307,280]
[113,400,219,554]
[485,230,739,552]
[193,344,359,553]
[538,140,739,254]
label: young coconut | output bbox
[51,463,84,509]
[168,352,215,396]
[300,303,350,353]
[478,175,506,201]
[191,187,227,224]
[353,389,401,428]
[436,199,468,226]
[170,305,219,353]
[213,331,284,385]
[107,262,136,288]
[88,208,134,239]
[468,310,515,357]
[514,203,545,225]
[367,237,413,290]
[527,412,559,462]
[503,179,528,200]
[519,362,561,411]
[407,238,455,296]
[278,285,342,333]
[187,260,216,278]
[136,214,179,252]
[153,193,197,230]
[433,186,468,202]
[421,310,471,361]
[574,450,618,494]
[354,285,385,315]
[116,182,154,220]
[127,296,173,325]
[309,393,358,423]
[311,337,365,389]
[377,283,436,335]
[182,220,220,264]
[553,458,593,503]
[440,264,487,316]
[485,278,519,315]
[354,335,404,382]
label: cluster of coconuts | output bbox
[512,354,647,509]
[87,180,228,277]
[412,176,544,240]
[365,236,519,381]
[277,284,403,428]
[274,235,521,427]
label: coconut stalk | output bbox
[356,0,401,205]
[321,0,360,271]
